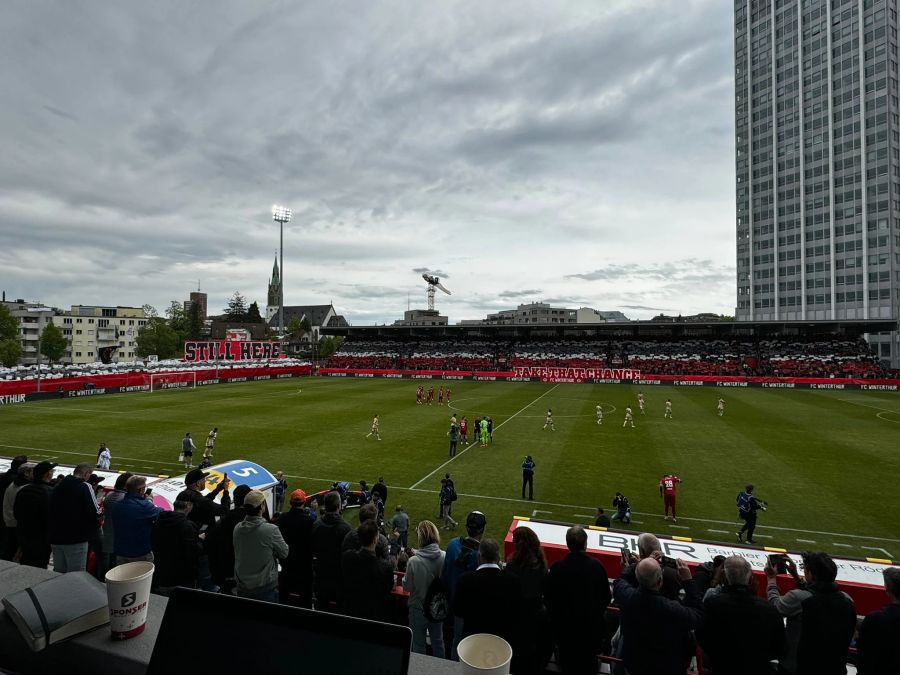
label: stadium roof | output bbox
[322,319,898,340]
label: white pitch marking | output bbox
[573,513,596,519]
[832,543,853,548]
[0,444,184,467]
[708,529,730,534]
[408,384,560,489]
[668,524,688,529]
[863,546,894,558]
[532,509,553,518]
[753,534,773,539]
[795,539,817,544]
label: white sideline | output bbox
[407,383,560,490]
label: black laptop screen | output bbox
[148,588,411,674]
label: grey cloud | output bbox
[619,305,673,312]
[42,105,79,122]
[498,289,542,299]
[413,268,450,278]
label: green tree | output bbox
[317,336,343,359]
[135,317,179,359]
[246,301,264,324]
[224,292,248,321]
[39,322,68,364]
[187,302,203,340]
[142,304,158,319]
[0,304,22,367]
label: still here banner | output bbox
[183,340,281,362]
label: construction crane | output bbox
[422,273,451,311]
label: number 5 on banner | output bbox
[231,467,258,478]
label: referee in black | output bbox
[521,455,536,500]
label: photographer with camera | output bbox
[736,484,766,544]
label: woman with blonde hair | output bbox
[403,520,445,657]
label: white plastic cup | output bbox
[458,633,513,675]
[105,561,155,639]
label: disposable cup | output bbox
[105,561,154,639]
[458,633,513,675]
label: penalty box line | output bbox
[407,383,560,490]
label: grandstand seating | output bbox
[0,358,311,381]
[326,338,885,378]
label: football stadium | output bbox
[4,1,900,674]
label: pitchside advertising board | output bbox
[0,458,278,515]
[506,518,898,614]
[183,341,281,362]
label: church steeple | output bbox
[267,254,281,314]
[271,255,280,285]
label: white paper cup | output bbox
[458,633,513,675]
[105,561,154,639]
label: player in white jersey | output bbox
[365,414,382,440]
[543,409,555,431]
[623,407,635,428]
[664,399,673,419]
[204,427,218,458]
[596,404,603,425]
[637,392,645,415]
[717,398,725,417]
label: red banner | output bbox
[184,341,280,362]
[514,366,642,380]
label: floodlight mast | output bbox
[272,205,292,337]
[421,273,451,311]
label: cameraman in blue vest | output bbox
[736,484,767,544]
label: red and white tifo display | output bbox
[504,517,898,616]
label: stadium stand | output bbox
[0,358,311,382]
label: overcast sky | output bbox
[1,0,735,325]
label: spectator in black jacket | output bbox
[176,468,231,530]
[697,556,786,674]
[341,503,391,562]
[453,538,521,646]
[371,477,388,508]
[151,499,202,594]
[49,463,101,573]
[13,461,56,568]
[0,455,27,560]
[856,567,900,675]
[505,526,552,675]
[311,491,352,611]
[341,520,394,621]
[545,525,611,674]
[206,484,251,596]
[613,557,703,675]
[278,489,316,607]
[766,551,856,675]
[2,462,32,561]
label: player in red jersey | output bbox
[445,388,452,404]
[438,386,445,405]
[416,386,423,405]
[659,473,682,522]
[459,416,469,444]
[427,387,434,405]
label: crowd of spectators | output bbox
[0,357,311,382]
[325,337,886,379]
[1,457,897,674]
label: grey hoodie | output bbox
[233,515,289,592]
[403,543,445,611]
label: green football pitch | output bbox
[2,378,898,559]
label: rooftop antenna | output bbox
[421,273,451,311]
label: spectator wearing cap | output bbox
[277,488,316,607]
[856,567,900,675]
[151,499,202,595]
[99,472,132,578]
[390,505,410,549]
[614,556,703,675]
[453,538,522,646]
[49,463,101,573]
[766,551,856,675]
[546,525,612,674]
[274,471,288,513]
[233,490,288,603]
[206,484,252,596]
[443,510,486,660]
[176,467,231,530]
[111,475,163,565]
[2,462,33,561]
[14,461,56,568]
[0,455,27,559]
[341,520,394,621]
[311,491,352,612]
[341,503,391,562]
[697,556,786,675]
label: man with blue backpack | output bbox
[443,511,486,660]
[736,484,767,544]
